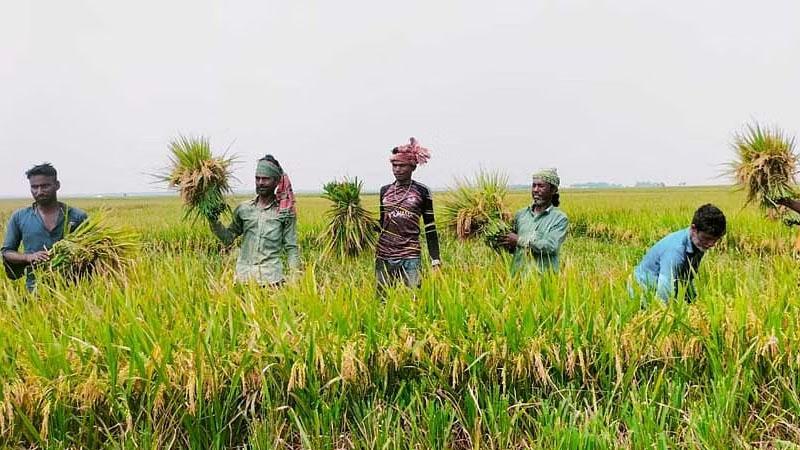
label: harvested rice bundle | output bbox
[159,135,236,221]
[730,122,799,211]
[318,178,378,258]
[483,218,513,251]
[42,213,138,281]
[441,170,512,240]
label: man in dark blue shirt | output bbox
[2,163,88,292]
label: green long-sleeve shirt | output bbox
[511,205,568,275]
[210,198,300,285]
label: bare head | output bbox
[689,204,727,251]
[26,163,60,206]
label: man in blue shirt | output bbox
[633,204,726,303]
[2,163,88,292]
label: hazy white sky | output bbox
[2,0,799,197]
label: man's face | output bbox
[29,175,59,204]
[392,162,415,183]
[690,225,721,252]
[531,180,554,207]
[255,175,279,197]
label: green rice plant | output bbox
[158,135,236,222]
[729,122,799,212]
[441,170,512,240]
[318,177,378,259]
[3,187,800,448]
[41,213,138,281]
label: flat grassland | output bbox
[1,187,799,449]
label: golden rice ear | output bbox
[794,230,800,255]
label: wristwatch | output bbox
[431,259,441,267]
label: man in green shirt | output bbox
[209,155,300,286]
[499,168,569,275]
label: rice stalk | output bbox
[483,218,513,252]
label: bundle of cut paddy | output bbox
[159,135,236,221]
[483,217,513,252]
[730,122,799,212]
[42,213,138,281]
[441,170,512,240]
[318,177,378,258]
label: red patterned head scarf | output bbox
[389,137,430,166]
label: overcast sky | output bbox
[2,0,799,197]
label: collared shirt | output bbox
[634,228,703,302]
[2,202,88,290]
[210,198,300,285]
[511,205,568,274]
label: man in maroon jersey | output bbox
[375,137,441,295]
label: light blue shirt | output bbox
[634,228,703,302]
